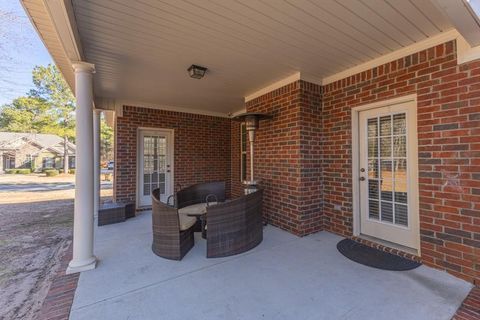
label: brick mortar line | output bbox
[451,286,480,320]
[37,242,79,320]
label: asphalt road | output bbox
[0,179,112,192]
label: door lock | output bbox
[359,177,366,181]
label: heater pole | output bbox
[249,130,255,183]
[231,112,271,194]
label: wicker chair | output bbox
[176,181,226,209]
[206,189,263,258]
[151,188,196,260]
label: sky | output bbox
[0,0,53,105]
[469,0,480,15]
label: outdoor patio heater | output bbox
[232,112,271,194]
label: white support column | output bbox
[93,110,101,218]
[67,62,96,274]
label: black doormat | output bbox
[337,239,421,271]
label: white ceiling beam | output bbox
[43,0,84,62]
[432,0,480,47]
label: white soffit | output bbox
[24,0,461,114]
[20,0,76,91]
[70,0,454,114]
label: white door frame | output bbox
[136,127,174,209]
[351,94,420,254]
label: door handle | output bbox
[359,177,366,181]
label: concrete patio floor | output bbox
[70,212,472,320]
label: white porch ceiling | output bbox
[27,0,458,115]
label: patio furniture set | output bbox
[151,181,264,260]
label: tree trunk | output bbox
[64,136,69,174]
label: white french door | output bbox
[137,129,173,207]
[358,100,419,250]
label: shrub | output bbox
[68,169,75,174]
[44,169,59,177]
[16,169,31,174]
[5,169,16,174]
[42,167,55,173]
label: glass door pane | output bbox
[143,136,166,197]
[367,112,408,227]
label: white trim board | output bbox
[244,72,301,102]
[456,34,480,64]
[322,29,460,85]
[244,29,464,103]
[109,28,473,120]
[43,0,84,62]
[244,72,324,103]
[114,100,231,118]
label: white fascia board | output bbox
[457,33,480,64]
[43,0,84,62]
[432,0,480,47]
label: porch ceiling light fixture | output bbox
[188,64,207,79]
[232,112,272,193]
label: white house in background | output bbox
[0,132,76,173]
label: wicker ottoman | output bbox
[98,203,126,226]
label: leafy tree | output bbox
[30,64,75,173]
[100,116,114,162]
[0,96,53,132]
[29,64,76,141]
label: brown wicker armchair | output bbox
[151,188,196,260]
[206,189,263,258]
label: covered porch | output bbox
[21,0,480,318]
[69,212,471,319]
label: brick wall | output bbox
[115,106,231,204]
[322,40,480,284]
[116,41,479,284]
[242,80,323,236]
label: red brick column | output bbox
[242,80,323,236]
